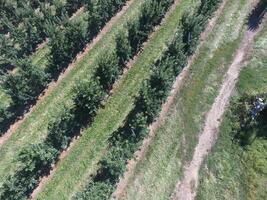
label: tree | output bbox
[3,59,49,105]
[0,143,57,200]
[49,21,86,74]
[65,0,85,16]
[46,108,78,150]
[115,30,131,66]
[127,20,142,54]
[73,77,104,121]
[95,52,119,91]
[74,181,113,200]
[166,27,186,76]
[87,0,103,39]
[180,11,203,55]
[48,27,69,74]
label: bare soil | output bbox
[111,0,228,199]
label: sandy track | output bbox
[0,1,134,148]
[111,0,228,199]
[171,22,261,200]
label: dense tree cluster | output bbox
[74,0,222,199]
[3,59,49,105]
[0,0,84,69]
[0,0,128,134]
[0,0,222,199]
[0,0,173,197]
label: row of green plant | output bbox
[0,0,174,199]
[0,0,85,70]
[74,0,222,199]
[0,0,128,135]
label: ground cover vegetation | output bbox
[0,0,175,199]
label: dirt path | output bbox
[0,0,134,148]
[111,1,228,199]
[171,24,261,200]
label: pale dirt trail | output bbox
[112,0,228,199]
[30,0,179,198]
[0,0,134,148]
[171,28,258,200]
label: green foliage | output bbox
[127,0,173,54]
[180,11,203,55]
[0,104,12,124]
[3,59,49,105]
[49,21,86,74]
[167,28,187,75]
[75,0,222,198]
[66,0,85,16]
[139,0,172,34]
[95,52,120,91]
[74,181,113,200]
[46,108,79,151]
[231,94,267,146]
[73,77,104,121]
[86,0,127,39]
[115,30,132,66]
[0,143,57,200]
[127,19,143,54]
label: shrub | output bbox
[115,30,132,66]
[72,77,104,121]
[3,59,49,105]
[0,143,57,200]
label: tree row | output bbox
[0,0,174,199]
[74,0,222,199]
[0,0,128,135]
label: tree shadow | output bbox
[247,0,267,31]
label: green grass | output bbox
[35,1,198,199]
[196,21,267,200]
[122,0,253,199]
